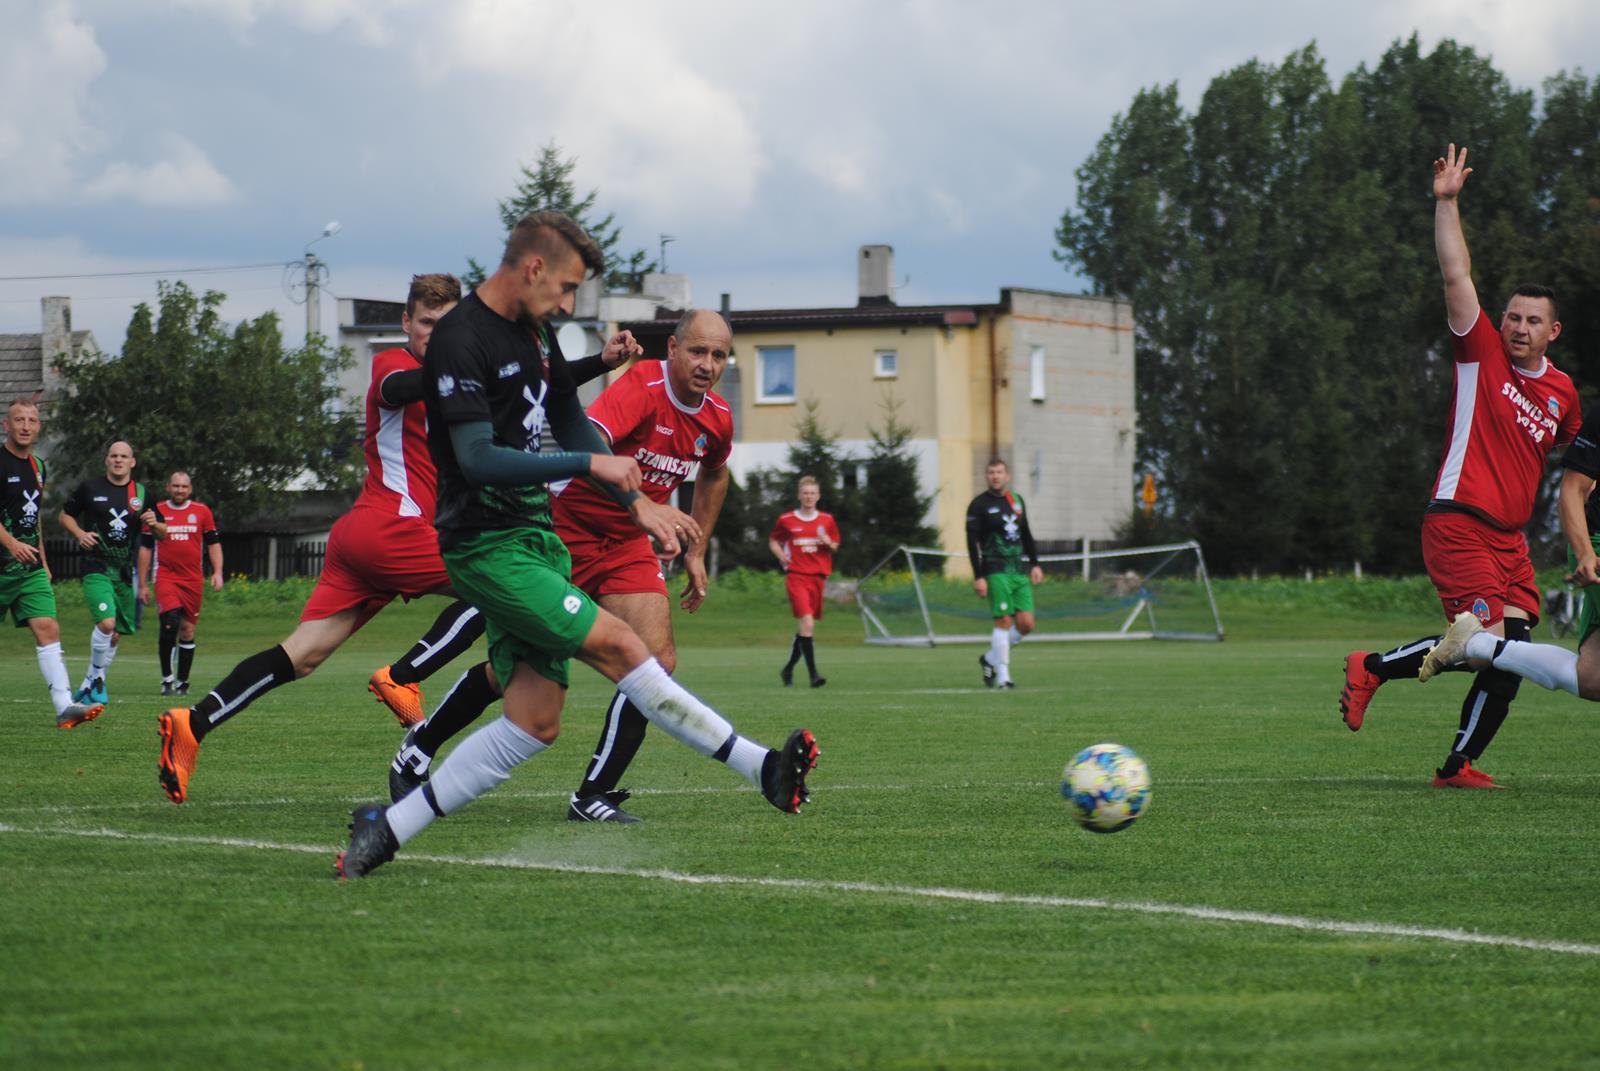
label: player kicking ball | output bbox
[338,213,816,878]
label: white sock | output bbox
[86,627,113,683]
[990,628,1011,684]
[618,658,736,757]
[1008,625,1023,645]
[387,715,548,844]
[37,643,73,715]
[1470,633,1580,696]
[722,735,770,788]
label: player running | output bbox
[58,441,166,707]
[137,470,221,696]
[387,308,736,824]
[770,476,841,687]
[966,457,1043,689]
[338,212,816,878]
[156,275,495,804]
[1338,144,1580,788]
[1,396,104,728]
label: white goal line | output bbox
[4,821,1597,958]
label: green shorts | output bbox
[986,571,1034,619]
[1570,542,1600,647]
[443,527,598,689]
[83,572,137,635]
[0,569,56,627]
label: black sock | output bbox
[413,661,498,756]
[576,691,649,798]
[1453,620,1526,761]
[1363,636,1443,681]
[800,635,819,678]
[189,644,296,741]
[389,600,485,687]
[783,635,803,673]
[159,623,178,681]
[177,641,195,684]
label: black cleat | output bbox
[761,729,818,814]
[780,665,794,687]
[174,682,190,697]
[1000,680,1016,689]
[810,676,827,688]
[335,803,399,880]
[160,681,175,697]
[388,725,431,803]
[567,789,643,824]
[979,654,996,688]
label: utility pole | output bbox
[302,221,341,342]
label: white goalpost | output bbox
[854,540,1224,646]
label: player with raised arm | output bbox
[388,308,736,825]
[58,441,166,708]
[966,458,1043,689]
[156,274,495,804]
[337,213,816,878]
[137,470,221,696]
[770,476,840,687]
[1338,144,1580,788]
[1,397,103,728]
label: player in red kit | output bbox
[770,475,841,688]
[386,308,742,825]
[137,471,221,696]
[1338,144,1581,788]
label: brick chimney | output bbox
[40,296,72,404]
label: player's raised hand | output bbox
[1433,143,1472,200]
[601,330,644,368]
[589,453,643,494]
[680,554,710,612]
[625,498,685,556]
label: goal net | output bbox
[854,540,1223,645]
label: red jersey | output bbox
[1430,308,1581,530]
[149,500,217,583]
[359,347,436,521]
[552,360,733,541]
[771,510,839,576]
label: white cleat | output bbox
[1419,612,1484,682]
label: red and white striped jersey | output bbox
[1430,308,1580,530]
[359,347,436,521]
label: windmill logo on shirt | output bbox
[108,508,129,538]
[21,489,39,521]
[1002,513,1019,541]
[693,433,707,458]
[522,382,548,452]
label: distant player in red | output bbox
[137,470,221,697]
[387,308,732,825]
[1338,143,1581,789]
[157,274,494,805]
[770,476,841,687]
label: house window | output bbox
[757,345,796,403]
[874,349,898,378]
[1029,344,1046,402]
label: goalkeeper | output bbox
[966,458,1042,688]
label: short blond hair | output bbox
[797,475,820,490]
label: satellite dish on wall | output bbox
[556,321,591,359]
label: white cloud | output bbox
[82,133,237,206]
[0,2,107,202]
[161,0,401,44]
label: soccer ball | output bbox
[1061,743,1151,834]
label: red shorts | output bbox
[786,572,826,619]
[299,508,451,630]
[563,530,668,599]
[155,575,203,624]
[1420,510,1539,627]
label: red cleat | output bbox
[1432,760,1507,790]
[1339,652,1382,732]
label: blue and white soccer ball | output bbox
[1061,743,1151,834]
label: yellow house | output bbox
[617,246,1136,565]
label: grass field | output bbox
[4,578,1599,1070]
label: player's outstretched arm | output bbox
[1434,143,1479,334]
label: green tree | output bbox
[466,141,656,290]
[51,281,359,524]
[853,398,939,574]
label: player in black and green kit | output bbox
[966,457,1042,688]
[2,397,105,728]
[58,440,166,706]
[337,211,817,879]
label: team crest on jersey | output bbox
[130,496,142,510]
[1548,396,1561,419]
[188,513,196,523]
[1471,598,1491,625]
[693,433,707,457]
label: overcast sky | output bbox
[1,0,1594,354]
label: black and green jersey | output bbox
[1,446,46,577]
[424,292,577,548]
[62,476,160,581]
[965,488,1039,577]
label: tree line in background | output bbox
[1057,35,1600,575]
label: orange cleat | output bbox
[158,708,201,804]
[1339,652,1382,732]
[368,665,424,727]
[1432,760,1507,790]
[56,702,105,730]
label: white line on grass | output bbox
[4,820,1599,958]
